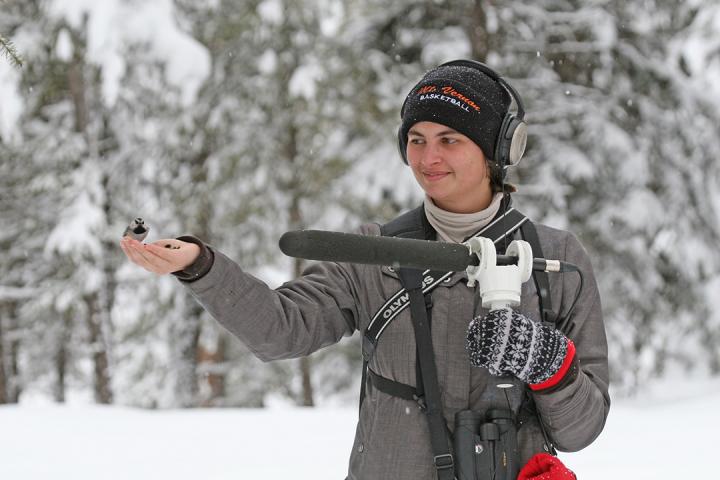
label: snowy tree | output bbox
[0,143,32,404]
[482,0,720,391]
[2,3,124,403]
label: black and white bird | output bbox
[122,218,149,242]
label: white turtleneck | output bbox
[424,192,504,243]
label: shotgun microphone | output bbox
[279,230,577,273]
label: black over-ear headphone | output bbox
[397,59,528,182]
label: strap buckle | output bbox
[433,453,454,470]
[412,394,427,411]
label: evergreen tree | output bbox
[4,4,118,403]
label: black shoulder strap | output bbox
[397,268,455,479]
[518,221,559,455]
[379,204,434,239]
[519,221,557,327]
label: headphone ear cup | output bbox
[398,125,408,165]
[494,113,514,172]
[507,119,527,167]
[494,115,527,179]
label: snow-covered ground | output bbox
[1,376,717,479]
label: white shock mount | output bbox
[464,238,533,311]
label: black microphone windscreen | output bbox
[279,230,479,271]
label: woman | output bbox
[120,60,609,480]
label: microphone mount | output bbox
[465,237,533,311]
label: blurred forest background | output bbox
[1,0,719,409]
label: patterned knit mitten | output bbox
[466,307,573,386]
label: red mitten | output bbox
[518,453,577,480]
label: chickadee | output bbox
[123,218,149,242]
[122,218,181,249]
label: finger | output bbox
[143,241,180,260]
[137,244,179,274]
[142,243,185,271]
[123,238,172,274]
[124,244,164,274]
[145,240,199,270]
[120,238,146,265]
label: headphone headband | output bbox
[437,59,525,120]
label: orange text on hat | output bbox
[417,85,437,95]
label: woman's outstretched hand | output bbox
[120,237,200,275]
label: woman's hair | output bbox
[488,160,516,194]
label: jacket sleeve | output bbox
[532,231,611,452]
[179,248,361,362]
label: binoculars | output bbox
[454,408,519,480]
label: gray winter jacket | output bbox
[179,216,610,480]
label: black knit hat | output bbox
[399,64,512,162]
